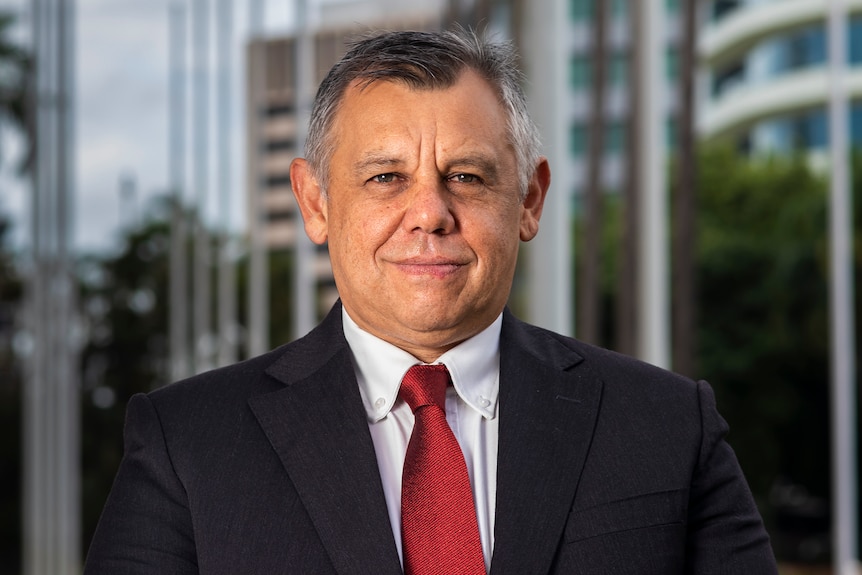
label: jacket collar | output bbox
[250,303,603,575]
[490,310,602,575]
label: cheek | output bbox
[469,209,521,260]
[330,204,399,263]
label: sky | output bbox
[0,0,293,254]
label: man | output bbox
[85,29,778,574]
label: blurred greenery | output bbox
[76,197,297,554]
[0,10,25,574]
[0,10,31,172]
[0,213,23,574]
[695,147,840,562]
[574,145,861,564]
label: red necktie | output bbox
[399,364,486,575]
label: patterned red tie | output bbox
[399,364,486,575]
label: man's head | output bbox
[291,29,550,362]
[305,29,542,199]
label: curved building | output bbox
[699,0,862,154]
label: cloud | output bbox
[75,0,170,252]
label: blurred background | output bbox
[0,0,860,573]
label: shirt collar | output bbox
[342,307,502,423]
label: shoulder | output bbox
[503,310,700,399]
[146,303,349,420]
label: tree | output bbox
[78,195,296,550]
[0,10,29,574]
[78,200,174,549]
[695,146,836,562]
[594,145,854,564]
[0,213,23,575]
[0,10,31,170]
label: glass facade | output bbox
[570,124,587,157]
[569,52,631,89]
[713,18,862,99]
[746,103,862,155]
[570,55,591,90]
[568,122,629,158]
[609,52,629,87]
[571,0,678,22]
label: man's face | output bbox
[292,70,548,361]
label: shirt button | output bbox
[478,396,491,408]
[374,398,386,410]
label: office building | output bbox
[699,0,862,155]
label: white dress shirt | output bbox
[342,308,501,572]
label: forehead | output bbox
[330,70,512,153]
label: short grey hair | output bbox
[305,28,542,199]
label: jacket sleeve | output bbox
[685,380,778,573]
[84,393,198,575]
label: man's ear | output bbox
[519,157,550,242]
[290,158,329,245]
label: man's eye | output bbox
[370,173,397,184]
[450,173,480,184]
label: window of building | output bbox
[712,60,745,98]
[849,17,862,64]
[264,139,296,153]
[571,0,639,23]
[666,117,678,152]
[264,174,292,188]
[712,0,741,22]
[608,52,629,87]
[266,209,295,223]
[787,26,825,69]
[265,103,295,117]
[570,0,592,22]
[570,55,592,90]
[798,110,826,150]
[666,47,679,82]
[570,123,588,157]
[665,0,680,14]
[605,122,626,154]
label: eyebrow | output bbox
[353,154,403,173]
[352,152,501,180]
[445,154,500,181]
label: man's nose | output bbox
[402,177,455,234]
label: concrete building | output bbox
[699,0,862,155]
[557,0,683,197]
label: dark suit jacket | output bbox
[85,303,777,574]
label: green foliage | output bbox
[0,10,32,171]
[0,212,22,574]
[78,196,297,549]
[577,145,857,562]
[78,200,174,550]
[694,146,849,561]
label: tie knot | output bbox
[399,364,450,413]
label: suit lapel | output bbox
[490,312,603,575]
[248,307,402,575]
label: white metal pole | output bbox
[24,0,79,573]
[636,0,670,368]
[217,0,238,366]
[523,0,573,336]
[828,1,858,573]
[192,0,213,373]
[293,0,316,338]
[247,0,269,357]
[169,2,191,381]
